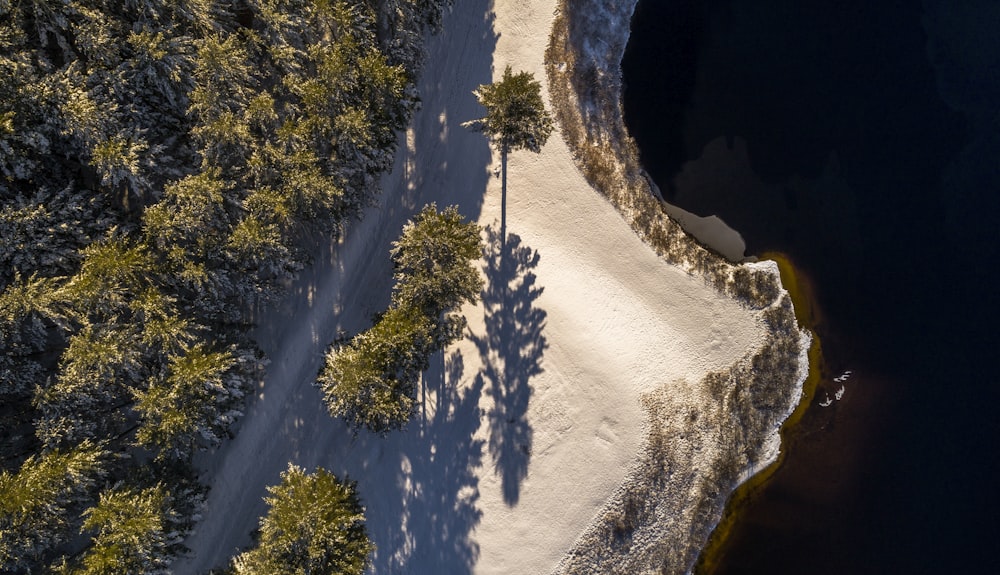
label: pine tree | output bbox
[0,274,74,396]
[231,464,372,575]
[374,0,453,70]
[143,168,240,312]
[133,344,242,461]
[189,34,256,169]
[225,214,298,294]
[317,305,433,433]
[0,29,49,184]
[0,187,114,284]
[69,484,177,575]
[464,66,553,233]
[318,205,482,433]
[465,66,554,156]
[130,287,195,356]
[34,325,142,447]
[0,441,109,572]
[64,236,157,319]
[390,204,483,345]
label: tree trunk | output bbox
[501,144,508,249]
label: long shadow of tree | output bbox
[471,225,547,506]
[366,349,485,574]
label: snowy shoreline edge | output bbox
[544,1,811,573]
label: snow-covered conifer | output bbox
[391,204,484,343]
[231,464,372,575]
[0,440,109,572]
[70,484,177,575]
[318,305,434,433]
[133,344,241,461]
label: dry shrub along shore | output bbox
[546,1,809,572]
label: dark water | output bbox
[623,0,1000,572]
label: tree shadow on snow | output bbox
[471,225,547,506]
[366,350,485,574]
[393,0,497,223]
[345,1,501,571]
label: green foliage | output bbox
[72,484,176,575]
[143,168,234,259]
[190,34,255,166]
[134,345,241,460]
[1,0,448,567]
[0,40,50,183]
[318,205,482,433]
[65,237,157,317]
[466,65,554,155]
[0,275,75,396]
[131,287,195,353]
[225,215,298,286]
[232,464,372,575]
[391,203,484,342]
[0,441,109,572]
[90,136,149,197]
[0,187,113,284]
[34,325,143,447]
[318,306,433,433]
[0,274,73,329]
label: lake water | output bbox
[622,0,1000,572]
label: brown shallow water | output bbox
[696,256,896,575]
[702,370,898,574]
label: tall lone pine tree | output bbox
[464,66,554,237]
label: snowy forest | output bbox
[0,0,453,571]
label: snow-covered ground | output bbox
[175,1,769,573]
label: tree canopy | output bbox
[317,306,434,433]
[0,442,109,571]
[318,204,482,433]
[70,484,177,575]
[0,0,450,570]
[465,66,554,155]
[391,204,485,341]
[231,465,373,575]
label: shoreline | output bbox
[544,1,811,572]
[694,254,825,574]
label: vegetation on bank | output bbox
[545,0,779,309]
[0,0,450,571]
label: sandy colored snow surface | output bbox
[175,1,771,573]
